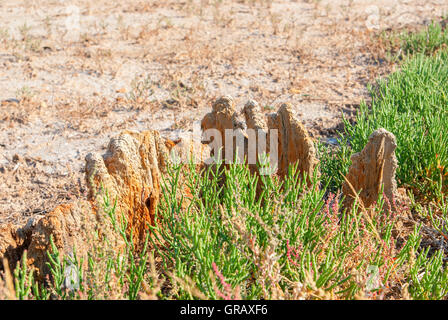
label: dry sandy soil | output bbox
[0,0,447,224]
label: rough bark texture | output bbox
[202,96,319,182]
[0,201,103,281]
[0,216,42,271]
[201,95,246,139]
[26,201,101,281]
[243,100,267,132]
[0,224,23,268]
[266,103,319,181]
[201,95,247,162]
[85,130,171,246]
[242,100,268,175]
[85,129,210,247]
[342,128,399,210]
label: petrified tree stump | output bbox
[342,128,399,210]
[26,201,102,281]
[85,129,209,247]
[265,103,319,181]
[201,95,247,163]
[0,129,209,281]
[1,97,320,280]
[201,96,319,183]
[85,130,172,246]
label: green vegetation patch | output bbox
[9,162,448,300]
[321,21,448,200]
[400,21,448,56]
